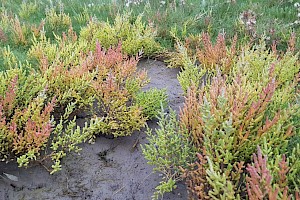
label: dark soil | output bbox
[0,59,187,200]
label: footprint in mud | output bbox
[97,150,114,167]
[97,146,119,168]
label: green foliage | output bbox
[50,111,91,174]
[152,179,177,200]
[28,26,85,66]
[0,67,46,111]
[134,88,168,120]
[142,108,196,200]
[170,33,238,92]
[1,46,18,70]
[205,156,238,200]
[18,1,38,20]
[28,28,150,138]
[167,35,209,93]
[177,64,207,94]
[45,7,72,31]
[84,42,148,137]
[0,9,11,32]
[0,1,299,198]
[146,42,300,199]
[165,35,197,69]
[0,75,52,163]
[234,41,299,109]
[79,13,161,57]
[286,144,300,192]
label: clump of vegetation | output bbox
[143,41,300,199]
[0,34,164,171]
[134,88,168,120]
[32,36,153,138]
[79,13,161,57]
[83,42,149,137]
[171,32,238,93]
[168,32,238,72]
[142,108,196,200]
[0,69,91,174]
[45,8,72,31]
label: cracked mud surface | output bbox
[0,60,187,200]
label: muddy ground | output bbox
[0,60,187,200]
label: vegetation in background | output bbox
[1,0,299,69]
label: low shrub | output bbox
[79,42,149,137]
[45,8,72,31]
[166,34,201,69]
[170,32,238,93]
[29,29,150,136]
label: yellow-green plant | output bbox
[28,25,89,67]
[177,63,207,94]
[29,27,152,137]
[18,1,38,19]
[45,7,71,30]
[0,9,11,31]
[1,46,18,70]
[234,42,300,114]
[79,13,161,57]
[33,29,93,110]
[166,36,196,69]
[0,75,55,164]
[73,5,90,24]
[134,88,168,120]
[28,31,58,63]
[142,108,196,200]
[1,30,156,172]
[180,68,298,199]
[170,33,238,92]
[166,34,201,69]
